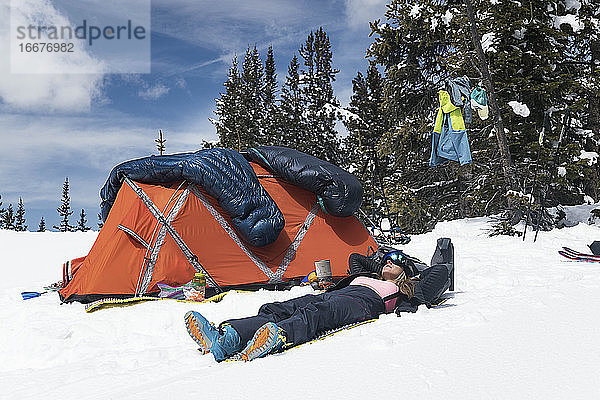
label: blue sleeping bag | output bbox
[245,146,363,217]
[99,148,285,247]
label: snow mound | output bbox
[553,14,584,32]
[2,205,600,399]
[508,100,530,117]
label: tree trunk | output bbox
[590,40,600,138]
[590,40,600,201]
[463,0,517,191]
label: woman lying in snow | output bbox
[184,242,454,362]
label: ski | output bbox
[558,250,600,263]
[85,291,231,313]
[561,247,600,259]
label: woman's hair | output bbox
[391,268,415,299]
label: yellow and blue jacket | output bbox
[430,90,472,166]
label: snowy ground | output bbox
[2,205,600,400]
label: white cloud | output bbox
[138,84,170,100]
[0,0,105,112]
[0,111,217,207]
[151,0,340,56]
[175,77,186,88]
[344,0,388,29]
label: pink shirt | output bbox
[350,276,399,313]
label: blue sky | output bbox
[0,0,389,230]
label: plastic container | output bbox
[192,272,206,289]
[185,272,206,301]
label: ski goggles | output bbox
[382,250,405,265]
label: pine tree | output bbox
[54,177,74,232]
[76,209,90,232]
[239,45,265,147]
[155,129,166,155]
[366,0,596,232]
[214,56,244,150]
[279,55,306,149]
[0,194,5,229]
[343,63,394,227]
[2,204,15,230]
[97,213,104,230]
[298,28,341,164]
[37,217,46,232]
[368,1,459,232]
[462,0,515,191]
[262,45,280,145]
[566,1,600,199]
[264,46,277,106]
[14,197,27,231]
[456,0,596,209]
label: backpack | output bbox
[413,237,455,307]
[394,238,455,314]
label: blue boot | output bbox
[216,323,243,360]
[184,311,219,355]
[239,322,286,361]
[184,311,242,362]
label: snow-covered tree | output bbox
[76,209,90,232]
[367,0,598,232]
[279,55,306,150]
[2,204,15,230]
[368,0,464,232]
[343,63,394,227]
[262,45,281,146]
[562,0,600,200]
[37,217,46,232]
[14,198,27,231]
[0,194,5,229]
[460,0,597,208]
[297,28,341,164]
[214,56,244,150]
[97,213,104,230]
[54,177,74,232]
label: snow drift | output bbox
[1,204,600,399]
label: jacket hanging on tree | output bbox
[430,89,473,167]
[445,76,472,124]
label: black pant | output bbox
[225,285,385,346]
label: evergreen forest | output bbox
[211,0,600,234]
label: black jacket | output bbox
[326,257,412,314]
[328,251,420,315]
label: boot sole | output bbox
[184,311,213,355]
[239,322,280,361]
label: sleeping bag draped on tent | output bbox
[245,146,363,217]
[99,148,284,247]
[59,147,376,304]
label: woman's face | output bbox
[382,259,403,281]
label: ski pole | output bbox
[523,112,548,240]
[21,291,47,300]
[359,208,390,245]
[534,110,569,242]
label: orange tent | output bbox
[60,163,376,303]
